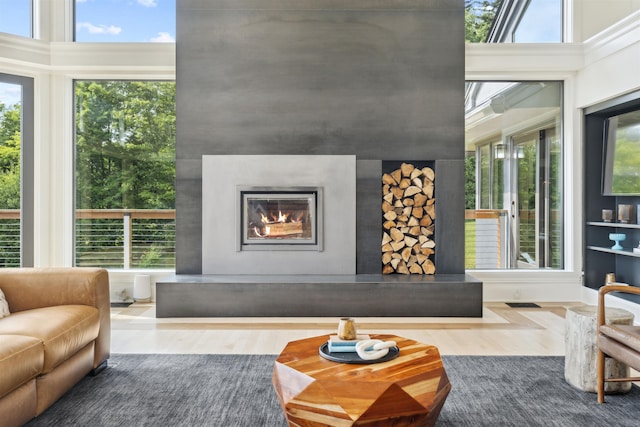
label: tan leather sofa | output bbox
[0,268,110,426]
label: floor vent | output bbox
[506,302,541,308]
[110,302,133,308]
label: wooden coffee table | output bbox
[272,334,450,426]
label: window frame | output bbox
[0,73,34,267]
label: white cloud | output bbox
[0,84,22,107]
[150,32,175,42]
[77,22,122,35]
[137,0,158,6]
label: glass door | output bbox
[510,125,562,268]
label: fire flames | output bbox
[252,210,304,238]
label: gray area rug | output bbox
[25,354,640,427]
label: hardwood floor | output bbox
[111,302,580,355]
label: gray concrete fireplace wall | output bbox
[176,0,465,275]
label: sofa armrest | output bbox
[0,268,111,368]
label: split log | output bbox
[404,236,418,247]
[404,186,422,197]
[414,194,428,207]
[421,247,435,257]
[382,264,395,274]
[401,163,415,177]
[397,261,409,275]
[409,263,424,274]
[399,178,411,189]
[384,211,397,221]
[390,228,404,242]
[410,168,423,180]
[422,167,435,181]
[382,174,397,185]
[421,240,436,249]
[390,241,406,252]
[382,232,391,245]
[426,204,435,219]
[420,216,432,227]
[422,260,436,274]
[382,252,393,265]
[391,169,402,184]
[401,247,412,262]
[392,187,404,200]
[423,179,434,198]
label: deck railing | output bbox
[465,209,508,269]
[0,209,176,268]
[1,208,512,270]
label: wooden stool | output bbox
[564,305,634,393]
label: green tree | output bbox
[465,0,503,43]
[0,103,21,209]
[75,81,176,210]
[464,154,476,210]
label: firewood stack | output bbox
[381,163,435,275]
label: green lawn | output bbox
[464,220,476,269]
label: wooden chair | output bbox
[596,284,640,403]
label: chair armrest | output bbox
[0,268,111,368]
[597,284,640,328]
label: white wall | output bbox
[577,11,640,108]
[576,0,640,41]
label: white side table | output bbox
[564,305,634,393]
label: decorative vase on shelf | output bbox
[609,233,626,250]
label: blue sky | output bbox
[0,0,176,106]
[0,0,175,42]
[0,83,22,109]
[75,0,176,42]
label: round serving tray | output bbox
[319,342,400,364]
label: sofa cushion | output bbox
[0,305,99,373]
[0,335,43,398]
[0,288,9,318]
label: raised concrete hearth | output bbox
[156,274,482,317]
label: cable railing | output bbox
[0,209,176,269]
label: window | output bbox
[74,81,176,269]
[74,0,175,42]
[465,81,563,269]
[466,0,563,43]
[0,0,31,38]
[0,74,34,267]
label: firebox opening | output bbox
[237,186,323,251]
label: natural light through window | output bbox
[75,0,175,42]
[0,0,31,38]
[0,82,22,267]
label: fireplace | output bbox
[201,155,356,275]
[238,187,323,251]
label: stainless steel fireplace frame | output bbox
[236,186,324,252]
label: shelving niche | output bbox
[583,92,640,304]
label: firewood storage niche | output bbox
[237,186,323,251]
